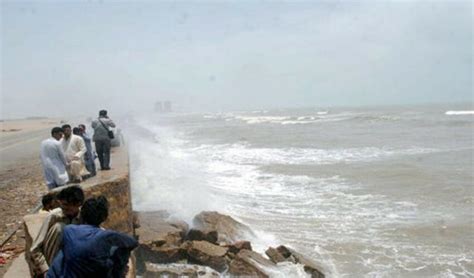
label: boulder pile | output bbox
[134,211,325,277]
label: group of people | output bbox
[28,186,138,277]
[40,110,116,189]
[30,109,135,276]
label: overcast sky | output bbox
[1,0,472,118]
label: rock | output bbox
[134,211,188,274]
[144,262,220,278]
[226,241,252,254]
[168,219,189,237]
[286,248,325,278]
[138,245,186,264]
[186,229,218,244]
[193,211,254,244]
[185,240,229,272]
[273,245,325,278]
[228,249,276,278]
[135,211,184,247]
[276,245,292,258]
[265,247,286,263]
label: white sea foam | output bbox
[445,110,474,115]
[194,144,437,166]
[234,116,292,124]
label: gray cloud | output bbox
[1,1,472,118]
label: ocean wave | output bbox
[234,116,292,124]
[192,144,437,166]
[445,110,474,115]
[232,114,355,125]
[226,112,404,125]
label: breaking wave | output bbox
[203,111,410,125]
[445,110,474,116]
[191,144,437,166]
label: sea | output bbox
[125,103,473,277]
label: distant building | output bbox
[155,101,163,112]
[164,101,172,112]
[155,101,172,113]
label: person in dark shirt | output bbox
[47,196,138,278]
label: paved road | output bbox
[0,129,49,171]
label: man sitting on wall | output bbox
[28,186,84,277]
[47,196,138,277]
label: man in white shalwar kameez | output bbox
[40,127,69,189]
[60,124,89,182]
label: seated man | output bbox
[48,196,138,277]
[28,186,84,277]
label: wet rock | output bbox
[228,249,276,278]
[193,211,254,244]
[186,229,218,244]
[168,219,189,238]
[144,262,220,277]
[135,211,185,247]
[138,245,186,264]
[265,247,286,263]
[273,245,325,278]
[185,240,228,272]
[286,248,325,278]
[276,245,292,258]
[135,211,188,274]
[226,240,252,254]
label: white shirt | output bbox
[40,138,69,186]
[61,134,87,161]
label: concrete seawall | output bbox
[4,146,134,277]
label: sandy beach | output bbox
[0,118,61,275]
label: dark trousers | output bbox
[95,140,111,169]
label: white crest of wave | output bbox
[129,124,223,223]
[445,110,474,115]
[234,116,292,124]
[197,144,436,166]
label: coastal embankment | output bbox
[2,139,134,277]
[1,118,326,277]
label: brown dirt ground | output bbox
[0,159,47,276]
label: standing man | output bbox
[40,127,69,190]
[91,110,115,170]
[61,124,88,182]
[78,124,96,177]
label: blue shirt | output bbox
[47,224,138,278]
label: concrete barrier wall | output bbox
[4,146,134,277]
[83,174,133,234]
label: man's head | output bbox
[42,192,59,211]
[72,127,81,136]
[51,127,64,141]
[81,196,109,226]
[61,124,72,139]
[78,124,86,133]
[99,110,108,118]
[57,185,85,218]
